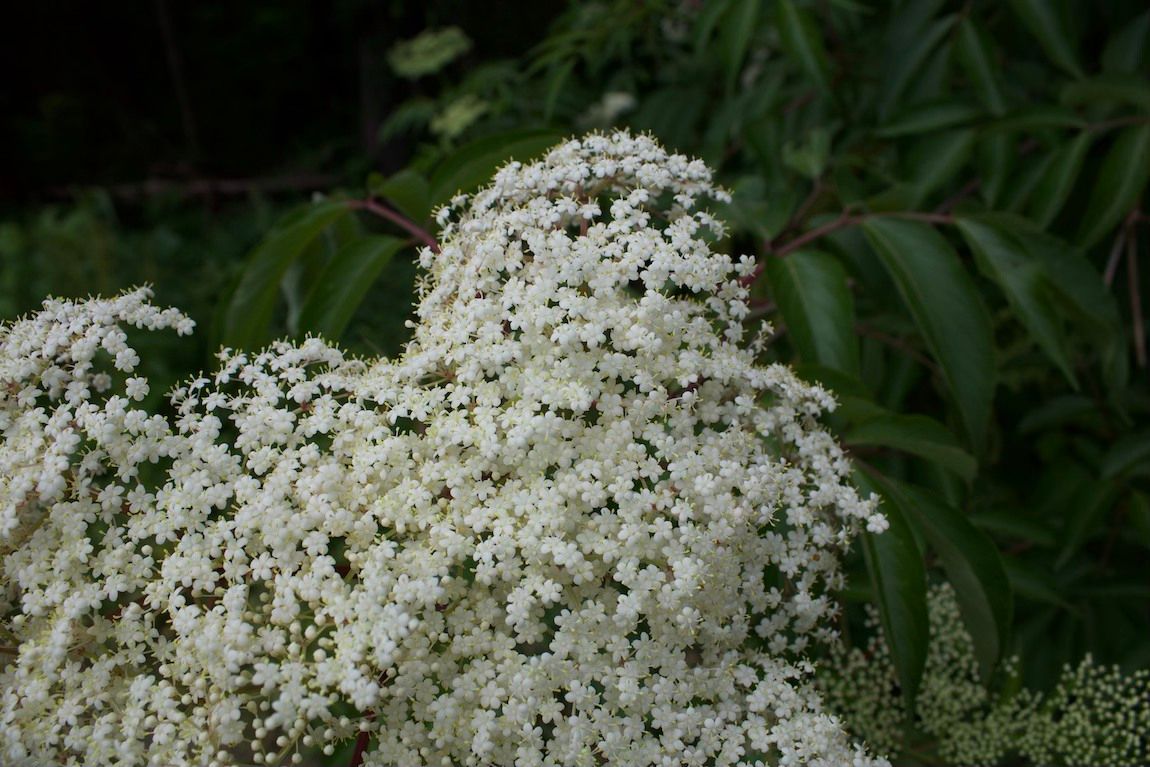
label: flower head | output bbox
[1,132,885,767]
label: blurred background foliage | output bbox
[3,1,1149,764]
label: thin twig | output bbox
[935,178,981,215]
[772,210,953,258]
[1088,115,1150,134]
[778,180,825,241]
[1104,225,1128,287]
[772,213,860,258]
[154,0,199,157]
[1128,227,1146,368]
[350,199,439,252]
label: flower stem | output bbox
[350,199,440,252]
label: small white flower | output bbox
[0,132,886,767]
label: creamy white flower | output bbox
[0,131,886,767]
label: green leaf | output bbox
[693,0,733,51]
[876,101,982,138]
[221,200,352,351]
[1072,579,1150,599]
[429,129,562,208]
[977,133,1014,208]
[1007,0,1083,78]
[782,129,832,180]
[969,508,1057,548]
[369,169,431,224]
[855,470,929,709]
[878,13,956,118]
[721,0,762,92]
[543,60,574,121]
[970,214,1122,336]
[955,18,1007,115]
[846,413,977,481]
[905,129,975,206]
[1018,395,1104,434]
[956,217,1078,387]
[884,479,1013,679]
[1101,11,1150,74]
[1055,479,1121,567]
[721,176,792,240]
[1077,124,1150,248]
[1028,132,1092,228]
[1002,558,1070,607]
[295,235,407,340]
[765,250,860,377]
[777,0,832,92]
[985,106,1085,134]
[1129,491,1150,549]
[1100,429,1150,480]
[1060,74,1150,111]
[862,218,996,450]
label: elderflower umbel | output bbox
[1,131,887,767]
[818,583,1150,766]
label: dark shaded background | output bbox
[1,0,564,202]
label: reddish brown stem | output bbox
[771,210,953,258]
[350,199,439,252]
[1128,228,1146,368]
[1104,226,1128,287]
[935,178,980,215]
[348,728,372,767]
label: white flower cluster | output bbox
[819,583,1150,766]
[1,131,887,767]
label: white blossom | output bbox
[0,131,886,766]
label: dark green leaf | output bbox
[1060,74,1150,111]
[956,217,1078,387]
[1100,430,1150,480]
[878,13,956,117]
[846,413,977,481]
[1101,11,1150,74]
[955,18,1007,115]
[777,0,832,92]
[296,235,407,340]
[693,0,734,50]
[1028,132,1092,228]
[721,0,762,92]
[883,479,1013,679]
[905,129,975,206]
[876,101,982,138]
[855,470,929,709]
[975,214,1121,333]
[1129,491,1150,549]
[631,87,708,149]
[429,129,562,208]
[1055,479,1121,567]
[722,176,794,240]
[543,60,574,121]
[969,508,1057,547]
[370,169,431,224]
[221,200,352,351]
[781,129,832,180]
[1018,395,1105,434]
[1007,0,1083,78]
[977,133,1014,208]
[1071,579,1150,599]
[862,218,996,450]
[985,106,1085,134]
[1077,124,1150,248]
[1002,558,1070,607]
[765,250,860,377]
[793,363,884,424]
